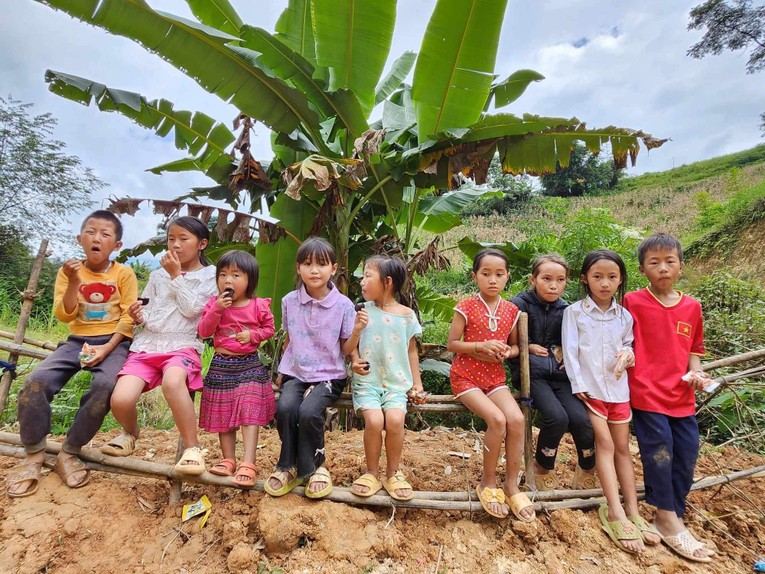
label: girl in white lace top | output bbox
[102,217,217,476]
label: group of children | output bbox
[5,210,714,563]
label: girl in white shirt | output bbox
[562,249,658,554]
[102,217,217,476]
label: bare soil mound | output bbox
[1,427,763,573]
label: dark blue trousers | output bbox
[632,408,699,516]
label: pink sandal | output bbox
[209,458,236,477]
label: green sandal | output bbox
[598,504,643,554]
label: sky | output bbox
[1,0,763,254]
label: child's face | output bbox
[360,264,385,301]
[167,223,206,269]
[471,255,509,298]
[531,262,567,303]
[77,218,122,267]
[582,259,622,306]
[217,264,249,301]
[297,255,337,294]
[640,247,682,290]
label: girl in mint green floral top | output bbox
[346,256,422,501]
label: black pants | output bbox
[18,335,130,455]
[531,377,595,471]
[275,376,346,479]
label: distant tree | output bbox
[687,0,765,134]
[0,96,102,243]
[540,143,623,197]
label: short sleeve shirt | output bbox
[278,284,356,382]
[450,295,520,388]
[352,302,422,392]
[624,288,705,417]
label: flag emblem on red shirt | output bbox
[677,321,692,338]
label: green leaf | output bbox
[489,69,545,109]
[457,236,536,271]
[255,238,301,326]
[185,0,243,36]
[375,51,417,105]
[412,0,509,138]
[312,0,397,112]
[45,70,236,181]
[37,1,322,140]
[420,359,451,376]
[412,187,503,234]
[416,283,456,322]
[275,0,320,67]
[462,113,577,142]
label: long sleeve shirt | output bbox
[130,265,217,354]
[562,296,634,403]
[53,261,137,339]
[198,296,275,354]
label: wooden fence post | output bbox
[0,239,49,413]
[518,312,535,490]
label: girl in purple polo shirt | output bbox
[264,238,357,499]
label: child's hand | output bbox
[476,340,507,357]
[274,373,283,388]
[682,369,713,391]
[351,356,371,375]
[216,290,233,309]
[62,259,83,282]
[353,308,369,334]
[613,351,633,379]
[160,250,182,279]
[81,343,111,367]
[234,329,250,344]
[127,301,144,325]
[528,344,548,357]
[574,392,590,402]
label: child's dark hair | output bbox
[217,250,259,298]
[472,248,509,272]
[579,249,628,302]
[530,253,569,277]
[365,255,410,305]
[81,210,123,241]
[168,216,211,266]
[637,233,683,265]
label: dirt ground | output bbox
[1,426,763,574]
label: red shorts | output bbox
[582,397,631,424]
[450,374,508,398]
[117,348,203,392]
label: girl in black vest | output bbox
[511,254,596,490]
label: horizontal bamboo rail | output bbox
[0,329,57,351]
[1,433,763,513]
[0,340,50,361]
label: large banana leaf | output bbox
[36,0,321,140]
[412,0,508,138]
[374,51,417,105]
[312,0,397,113]
[410,187,504,234]
[185,0,242,36]
[488,69,545,110]
[237,27,369,141]
[45,70,236,180]
[415,283,456,322]
[274,0,319,68]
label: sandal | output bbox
[101,433,136,457]
[507,492,536,522]
[526,471,558,491]
[53,455,90,489]
[209,458,236,477]
[655,527,713,563]
[232,462,257,488]
[383,470,413,501]
[6,461,43,498]
[351,473,382,498]
[305,466,333,499]
[628,514,661,546]
[264,467,304,497]
[174,447,207,476]
[598,504,643,554]
[571,465,598,490]
[475,485,508,518]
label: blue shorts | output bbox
[352,384,408,413]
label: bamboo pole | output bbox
[702,348,765,371]
[696,366,765,414]
[518,313,535,491]
[0,340,50,361]
[2,435,762,512]
[0,239,49,412]
[0,329,57,351]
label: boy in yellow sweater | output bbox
[7,210,137,496]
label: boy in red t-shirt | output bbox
[623,234,714,563]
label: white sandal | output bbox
[656,528,713,563]
[174,447,208,476]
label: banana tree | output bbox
[37,0,666,322]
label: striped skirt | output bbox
[199,353,275,432]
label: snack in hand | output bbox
[79,343,96,364]
[407,389,431,405]
[354,302,365,312]
[138,297,150,306]
[613,355,630,379]
[222,288,234,299]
